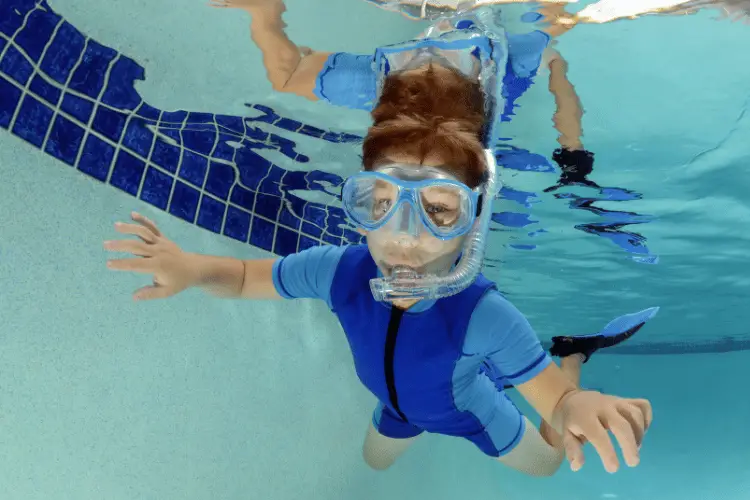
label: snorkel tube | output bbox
[369,149,499,301]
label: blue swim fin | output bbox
[550,307,659,363]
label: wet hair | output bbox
[362,64,488,188]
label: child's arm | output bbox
[105,212,280,301]
[105,212,343,303]
[190,255,280,300]
[469,294,650,473]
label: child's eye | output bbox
[374,199,392,216]
[425,205,458,227]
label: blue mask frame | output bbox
[342,171,479,240]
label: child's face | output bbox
[365,226,466,279]
[361,152,471,279]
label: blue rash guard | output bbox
[273,244,551,457]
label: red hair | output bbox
[362,65,487,188]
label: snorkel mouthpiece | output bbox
[370,265,428,301]
[369,150,500,302]
[370,270,444,301]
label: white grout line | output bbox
[6,4,62,134]
[0,1,41,63]
[37,18,67,152]
[70,53,121,174]
[244,116,274,242]
[188,113,222,226]
[129,106,167,199]
[0,12,349,249]
[1,65,332,245]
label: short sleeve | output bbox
[314,52,378,111]
[464,290,551,386]
[272,245,347,309]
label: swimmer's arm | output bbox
[191,255,281,300]
[516,363,578,433]
[248,3,332,100]
[193,244,343,302]
[545,49,584,151]
[469,294,576,430]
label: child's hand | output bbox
[557,390,652,473]
[104,212,199,301]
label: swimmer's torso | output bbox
[272,244,550,436]
[328,245,539,433]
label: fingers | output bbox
[628,398,653,430]
[579,420,619,473]
[130,212,162,237]
[107,258,155,274]
[133,285,175,301]
[104,239,152,257]
[114,222,158,244]
[562,431,585,472]
[605,411,640,468]
[618,404,646,448]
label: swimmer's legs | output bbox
[209,0,326,99]
[362,421,421,470]
[208,0,299,91]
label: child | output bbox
[104,158,654,476]
[105,0,656,478]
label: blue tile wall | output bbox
[12,95,53,147]
[78,133,115,181]
[29,74,61,105]
[1,45,34,85]
[39,22,85,84]
[110,150,145,195]
[45,114,84,165]
[0,1,660,283]
[14,8,60,62]
[0,0,365,258]
[197,196,226,233]
[169,180,200,223]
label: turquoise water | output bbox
[1,0,749,498]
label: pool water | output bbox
[1,0,748,498]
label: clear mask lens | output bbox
[342,172,476,240]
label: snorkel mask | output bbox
[344,11,506,301]
[342,150,500,301]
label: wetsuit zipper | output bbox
[384,306,408,422]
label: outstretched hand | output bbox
[104,212,198,301]
[557,390,652,473]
